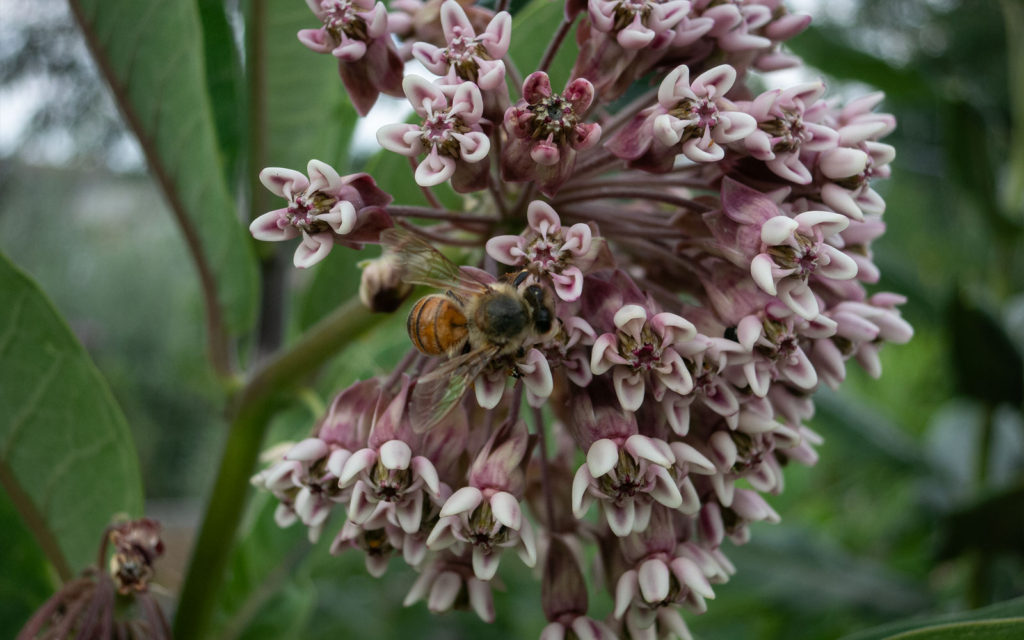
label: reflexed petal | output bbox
[613,570,639,618]
[259,167,308,198]
[414,150,456,187]
[485,235,525,265]
[379,439,412,470]
[286,438,329,462]
[473,546,501,580]
[490,491,522,529]
[750,253,778,294]
[571,465,595,517]
[441,486,484,517]
[624,435,673,467]
[249,210,297,242]
[638,559,670,603]
[339,448,377,487]
[454,131,490,162]
[396,490,424,533]
[649,466,683,508]
[613,368,646,412]
[376,123,422,156]
[760,216,799,245]
[428,571,462,612]
[586,439,619,478]
[658,65,695,108]
[467,578,495,622]
[606,500,636,537]
[440,0,476,41]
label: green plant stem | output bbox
[967,403,996,608]
[173,299,377,639]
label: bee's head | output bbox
[522,282,554,336]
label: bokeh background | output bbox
[1,0,1022,637]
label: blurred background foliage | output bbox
[1,0,1022,638]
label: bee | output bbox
[380,227,556,431]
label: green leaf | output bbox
[0,253,144,579]
[883,619,1024,640]
[196,0,245,184]
[813,387,925,470]
[0,489,55,631]
[947,292,1024,407]
[508,0,577,89]
[69,0,259,334]
[840,596,1024,640]
[298,247,365,331]
[721,527,930,618]
[937,482,1024,560]
[786,25,932,103]
[261,2,356,173]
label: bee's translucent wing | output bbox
[409,345,500,432]
[380,227,491,295]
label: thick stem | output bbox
[173,299,377,639]
[532,406,557,530]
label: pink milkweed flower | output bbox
[589,0,691,50]
[502,72,602,197]
[569,434,682,536]
[651,64,757,163]
[329,508,400,577]
[251,160,393,269]
[698,489,780,547]
[694,0,772,52]
[662,336,743,435]
[412,1,511,91]
[741,81,839,184]
[427,423,537,580]
[749,209,859,320]
[573,0,690,98]
[730,304,834,396]
[818,140,895,220]
[591,305,697,411]
[250,378,382,540]
[297,0,404,115]
[404,551,496,622]
[486,201,606,302]
[339,377,444,534]
[377,76,491,193]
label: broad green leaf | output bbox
[840,596,1024,640]
[0,489,55,632]
[508,0,577,89]
[298,247,365,331]
[0,253,143,578]
[786,26,932,103]
[947,293,1024,407]
[884,619,1024,640]
[196,0,245,184]
[69,0,259,333]
[720,527,930,618]
[260,2,356,174]
[936,483,1024,560]
[813,387,924,470]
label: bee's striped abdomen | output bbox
[408,294,468,356]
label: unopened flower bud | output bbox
[360,252,413,312]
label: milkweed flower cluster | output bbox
[250,0,911,636]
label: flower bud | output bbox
[359,252,413,312]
